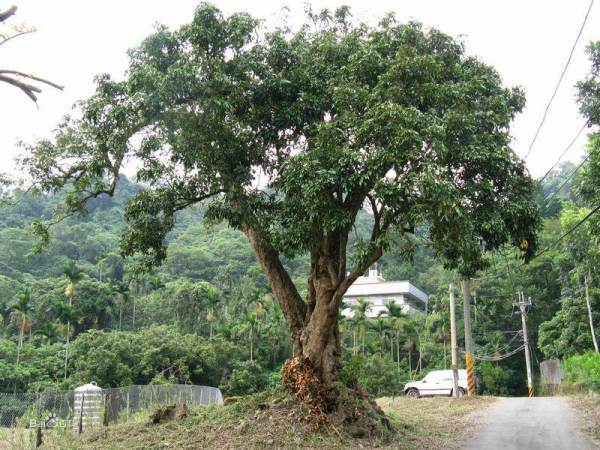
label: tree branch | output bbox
[242,223,307,348]
[0,30,35,47]
[332,244,383,311]
[0,74,40,102]
[173,189,224,211]
[0,5,17,24]
[330,196,397,311]
[0,70,64,90]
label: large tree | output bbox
[16,5,538,387]
[576,41,600,234]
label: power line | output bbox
[524,0,594,159]
[533,202,600,260]
[476,202,600,281]
[472,344,526,361]
[538,124,588,183]
[472,331,524,357]
[472,330,522,336]
[542,154,590,204]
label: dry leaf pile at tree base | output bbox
[281,356,393,439]
[281,356,330,431]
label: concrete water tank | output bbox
[73,381,103,431]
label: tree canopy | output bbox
[15,4,539,382]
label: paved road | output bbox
[465,397,598,450]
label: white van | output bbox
[404,369,468,398]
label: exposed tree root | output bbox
[282,356,329,431]
[281,356,393,439]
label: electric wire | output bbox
[475,202,600,282]
[543,153,590,204]
[538,124,588,183]
[473,344,526,361]
[525,0,595,159]
[471,331,523,359]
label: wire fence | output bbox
[0,384,223,430]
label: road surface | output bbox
[465,397,598,450]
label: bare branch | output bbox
[0,74,40,102]
[0,5,17,24]
[0,29,34,47]
[0,70,64,90]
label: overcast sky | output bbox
[1,0,598,178]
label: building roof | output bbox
[344,277,428,304]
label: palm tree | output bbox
[240,301,265,362]
[243,312,258,362]
[128,276,140,329]
[205,291,220,338]
[148,276,165,292]
[351,299,370,356]
[369,316,391,354]
[401,319,421,377]
[34,320,62,343]
[387,302,406,371]
[62,260,83,380]
[53,299,77,380]
[339,301,354,355]
[10,289,32,366]
[109,280,129,331]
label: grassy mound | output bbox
[28,390,494,449]
[280,357,392,439]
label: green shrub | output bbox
[476,362,518,396]
[221,361,269,396]
[340,355,406,397]
[339,355,364,388]
[564,352,600,388]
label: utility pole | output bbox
[462,278,476,396]
[516,292,534,397]
[584,273,599,353]
[449,284,460,398]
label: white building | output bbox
[342,265,428,318]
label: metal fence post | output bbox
[102,391,109,426]
[78,393,85,434]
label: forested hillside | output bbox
[1,160,597,397]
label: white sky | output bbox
[1,0,598,178]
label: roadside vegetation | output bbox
[4,390,494,450]
[564,352,600,391]
[571,395,600,444]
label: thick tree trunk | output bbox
[243,222,377,385]
[299,285,341,383]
